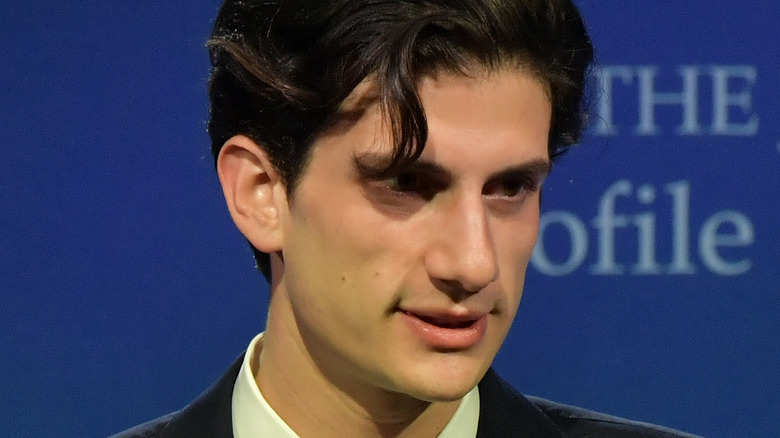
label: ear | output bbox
[217,135,287,253]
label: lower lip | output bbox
[399,312,488,350]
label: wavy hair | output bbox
[207,0,594,280]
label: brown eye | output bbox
[498,180,523,197]
[384,171,443,200]
[484,178,531,199]
[393,172,421,192]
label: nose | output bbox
[424,196,499,294]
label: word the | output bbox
[593,65,759,137]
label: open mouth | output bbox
[398,309,488,349]
[403,311,477,329]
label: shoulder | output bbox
[107,412,177,438]
[477,369,700,438]
[527,396,701,438]
[108,354,244,438]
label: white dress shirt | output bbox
[232,333,480,438]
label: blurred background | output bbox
[1,1,777,436]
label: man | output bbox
[113,0,699,437]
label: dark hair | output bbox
[207,0,594,281]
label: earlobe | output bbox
[217,135,286,253]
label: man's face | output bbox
[273,67,551,402]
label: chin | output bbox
[398,358,489,402]
[405,379,478,403]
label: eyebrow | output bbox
[353,152,552,181]
[488,159,553,183]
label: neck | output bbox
[255,295,462,438]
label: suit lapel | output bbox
[476,368,566,438]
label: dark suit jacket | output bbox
[110,356,700,438]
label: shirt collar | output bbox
[232,332,480,438]
[232,333,299,438]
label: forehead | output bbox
[416,68,552,169]
[338,64,550,114]
[333,66,551,152]
[302,67,552,183]
[418,68,550,136]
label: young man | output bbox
[114,1,699,437]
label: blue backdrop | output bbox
[1,1,777,437]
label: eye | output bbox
[482,176,542,210]
[484,177,535,198]
[494,179,525,197]
[388,171,421,191]
[383,171,442,200]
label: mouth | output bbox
[403,311,478,329]
[398,309,488,350]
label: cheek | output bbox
[493,210,539,288]
[497,208,540,258]
[283,198,404,301]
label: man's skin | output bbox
[216,66,552,438]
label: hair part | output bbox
[207,0,594,281]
